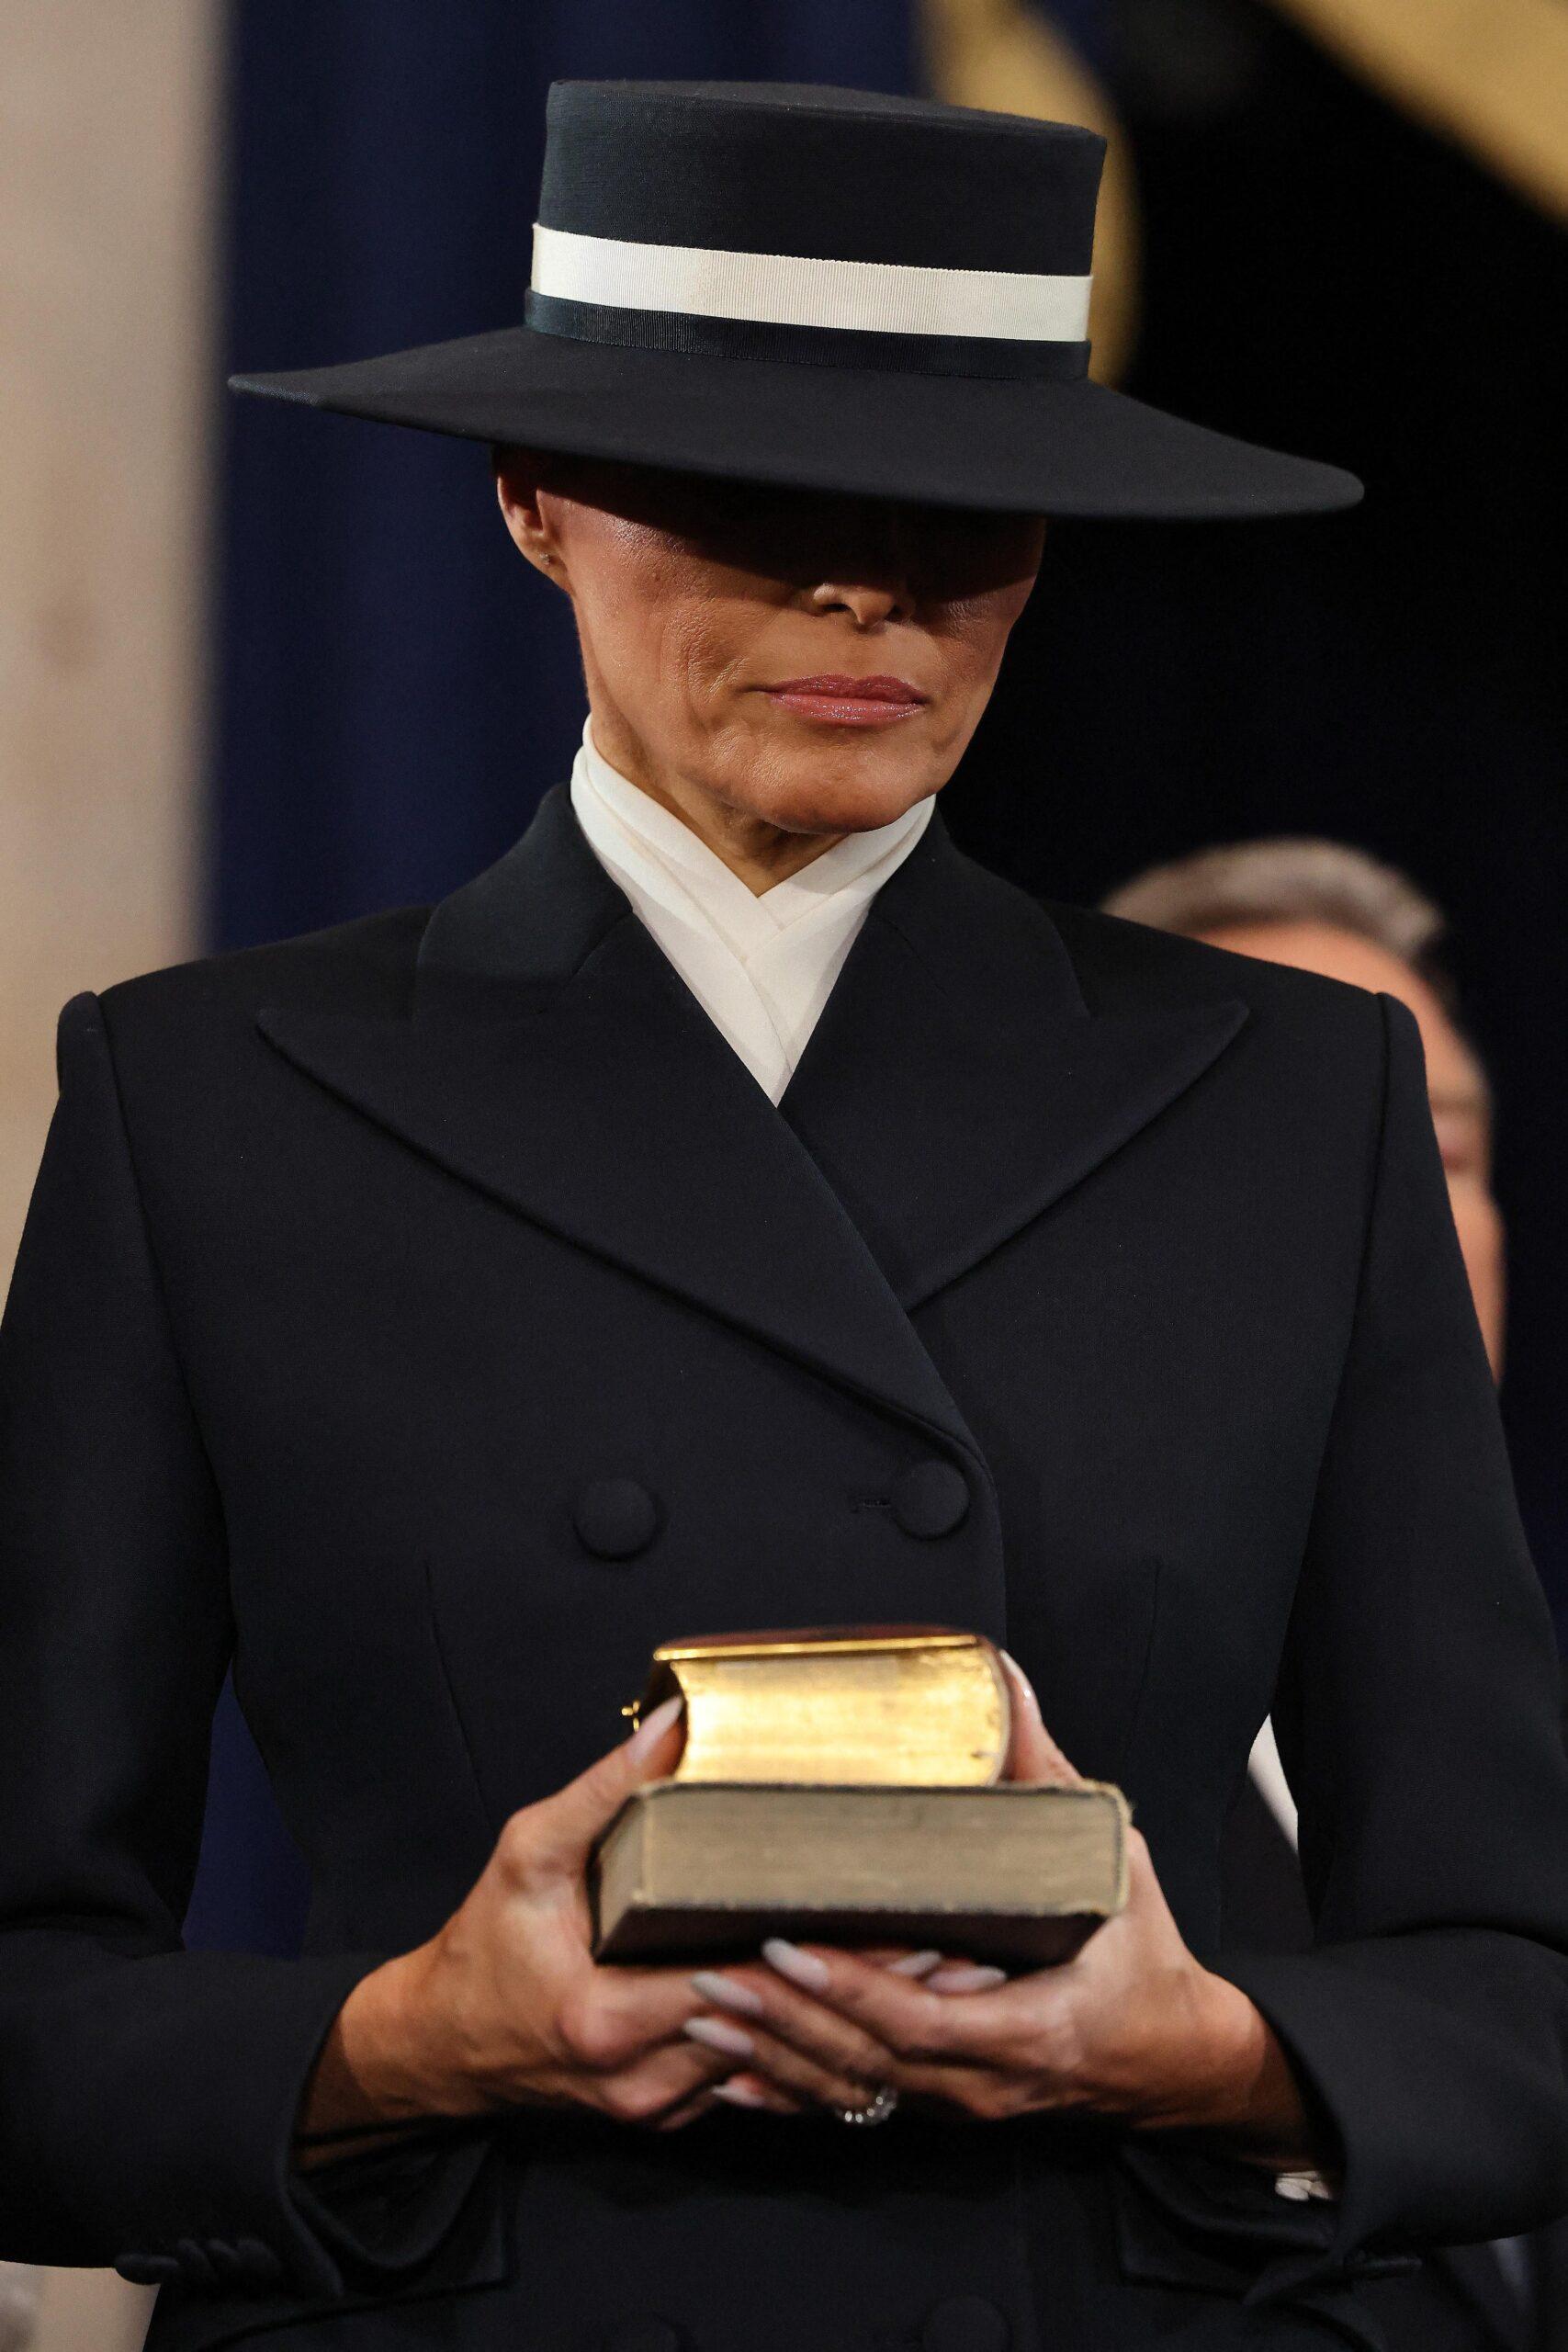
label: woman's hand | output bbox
[687,1659,1325,2167]
[295,1697,747,2154]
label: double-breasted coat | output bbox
[3,784,1568,2352]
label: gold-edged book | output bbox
[591,1626,1131,1967]
[627,1623,1012,1786]
[592,1777,1130,1967]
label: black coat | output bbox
[1223,1752,1568,2352]
[4,786,1568,2352]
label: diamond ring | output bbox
[832,2085,899,2127]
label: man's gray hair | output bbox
[1103,838,1447,976]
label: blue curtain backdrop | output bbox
[186,0,919,1953]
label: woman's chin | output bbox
[731,736,945,837]
[753,781,937,837]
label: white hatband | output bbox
[530,221,1091,345]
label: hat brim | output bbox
[230,324,1361,520]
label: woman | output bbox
[3,77,1567,2352]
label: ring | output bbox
[832,2085,899,2128]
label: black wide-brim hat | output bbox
[231,80,1361,521]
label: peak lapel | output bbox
[256,786,978,1456]
[778,816,1249,1308]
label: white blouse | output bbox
[568,718,933,1103]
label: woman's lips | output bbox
[761,674,929,726]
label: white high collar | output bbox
[568,718,933,1103]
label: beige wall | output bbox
[0,0,217,1294]
[23,2267,152,2352]
[0,5,219,2344]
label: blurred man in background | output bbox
[1105,836,1560,2352]
[1106,839,1504,1373]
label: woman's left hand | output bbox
[688,1657,1320,2165]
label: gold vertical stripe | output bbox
[1263,0,1568,220]
[919,0,1142,383]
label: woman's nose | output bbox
[808,574,914,627]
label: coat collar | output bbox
[258,783,1247,1456]
[774,799,1247,1311]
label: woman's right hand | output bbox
[295,1696,743,2150]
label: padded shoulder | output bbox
[97,904,431,1035]
[1039,898,1401,1152]
[1046,895,1393,1037]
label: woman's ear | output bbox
[493,444,568,587]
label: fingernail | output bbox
[886,1950,943,1977]
[926,1963,1008,1994]
[711,2077,771,2108]
[761,1937,831,1991]
[691,1970,765,2018]
[626,1694,684,1764]
[998,1650,1041,1715]
[683,2016,755,2059]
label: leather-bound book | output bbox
[592,1628,1129,1966]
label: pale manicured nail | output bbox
[626,1693,684,1764]
[887,1950,943,1977]
[926,1963,1008,1994]
[683,2015,755,2059]
[998,1650,1041,1715]
[711,2077,771,2108]
[761,1937,831,1991]
[691,1970,765,2018]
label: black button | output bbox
[603,2322,683,2352]
[233,2235,284,2286]
[114,2252,179,2285]
[890,1459,970,1539]
[921,2294,1011,2352]
[573,1477,660,1560]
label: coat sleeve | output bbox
[1185,987,1568,2293]
[0,993,494,2302]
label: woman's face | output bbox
[496,451,1044,841]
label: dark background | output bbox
[959,0,1568,1644]
[188,0,1567,1951]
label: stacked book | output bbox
[593,1627,1129,1967]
